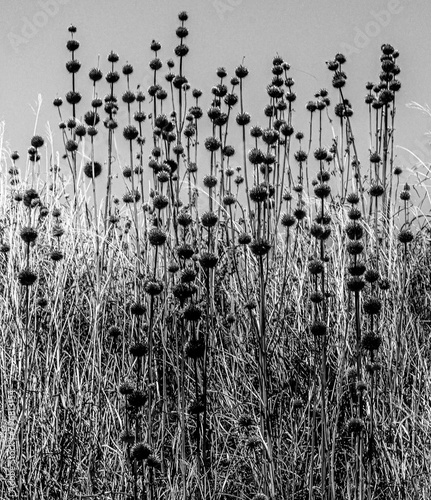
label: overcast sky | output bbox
[1,0,430,191]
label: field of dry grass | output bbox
[0,11,430,500]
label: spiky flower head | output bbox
[131,442,152,461]
[398,229,414,244]
[183,304,202,322]
[148,227,167,246]
[31,135,44,149]
[345,222,363,240]
[308,259,324,275]
[363,297,382,315]
[144,279,164,296]
[361,333,382,351]
[129,342,147,357]
[235,64,249,79]
[83,161,102,178]
[108,326,121,338]
[199,251,218,269]
[177,243,194,260]
[314,183,331,199]
[238,232,252,245]
[50,250,64,262]
[20,227,38,244]
[310,320,327,336]
[18,269,37,286]
[201,211,218,228]
[128,389,146,408]
[236,112,251,126]
[294,150,307,162]
[249,239,271,257]
[347,277,365,292]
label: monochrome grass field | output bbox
[0,10,430,500]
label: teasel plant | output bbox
[393,184,414,395]
[307,94,333,497]
[327,53,366,215]
[344,189,367,500]
[63,25,81,206]
[245,113,277,497]
[17,165,43,499]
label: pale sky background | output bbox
[1,0,430,192]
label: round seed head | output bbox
[199,251,218,269]
[18,269,37,286]
[148,227,167,246]
[129,342,147,357]
[347,277,365,292]
[310,320,327,336]
[361,333,382,351]
[131,442,152,460]
[398,229,413,244]
[83,161,102,178]
[238,232,252,245]
[20,227,38,244]
[363,297,382,315]
[128,390,146,408]
[308,259,324,275]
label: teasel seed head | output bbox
[347,277,365,292]
[238,232,252,245]
[131,442,152,461]
[177,243,194,260]
[364,269,379,283]
[310,320,327,336]
[361,333,382,351]
[20,227,38,244]
[144,279,164,296]
[83,161,102,178]
[363,296,382,315]
[129,342,147,357]
[398,229,414,244]
[148,227,167,246]
[50,250,64,262]
[31,135,44,149]
[199,251,218,269]
[128,390,147,408]
[183,304,202,322]
[235,64,249,79]
[347,208,362,221]
[18,269,37,286]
